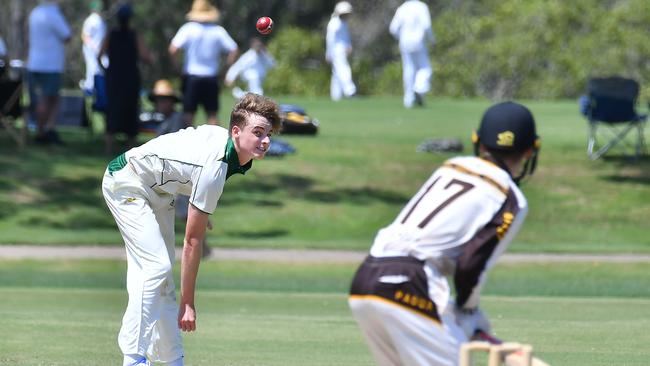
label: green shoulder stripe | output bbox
[108,153,127,175]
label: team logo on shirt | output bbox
[496,131,515,147]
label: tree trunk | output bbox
[9,0,25,60]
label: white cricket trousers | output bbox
[400,47,432,108]
[102,165,184,363]
[330,50,357,101]
[244,74,264,96]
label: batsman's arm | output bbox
[178,204,209,332]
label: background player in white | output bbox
[326,1,356,101]
[225,37,275,99]
[81,0,106,93]
[389,0,435,108]
[348,101,541,366]
[102,93,281,366]
[169,0,239,127]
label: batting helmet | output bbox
[472,101,541,183]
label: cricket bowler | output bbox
[102,93,281,365]
[348,101,541,365]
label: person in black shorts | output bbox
[169,0,239,126]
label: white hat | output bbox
[334,1,353,16]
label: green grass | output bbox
[1,95,649,252]
[1,259,649,365]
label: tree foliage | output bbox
[1,0,648,100]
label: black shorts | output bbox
[182,75,219,114]
[349,255,440,322]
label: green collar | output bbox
[224,137,252,179]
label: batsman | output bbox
[348,101,541,365]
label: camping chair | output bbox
[0,76,25,147]
[582,76,647,160]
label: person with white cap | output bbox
[389,0,435,108]
[326,1,357,101]
[169,0,239,127]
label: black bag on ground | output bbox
[279,104,319,135]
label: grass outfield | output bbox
[1,95,649,252]
[1,259,650,365]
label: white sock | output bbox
[123,354,147,366]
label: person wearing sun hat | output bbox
[148,79,185,136]
[169,0,239,127]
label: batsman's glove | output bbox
[453,306,491,339]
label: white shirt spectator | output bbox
[325,16,351,62]
[27,2,71,72]
[82,11,106,88]
[389,0,435,53]
[225,48,275,94]
[170,22,237,77]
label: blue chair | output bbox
[581,76,647,160]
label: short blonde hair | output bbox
[229,93,281,134]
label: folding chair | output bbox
[582,76,647,160]
[0,76,25,147]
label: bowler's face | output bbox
[233,114,273,163]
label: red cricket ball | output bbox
[256,16,273,35]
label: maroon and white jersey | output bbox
[369,156,528,309]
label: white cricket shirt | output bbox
[389,0,435,53]
[326,16,352,59]
[370,156,528,308]
[124,125,251,214]
[82,12,106,75]
[225,48,275,84]
[170,22,238,77]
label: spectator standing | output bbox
[81,0,106,94]
[26,0,71,145]
[389,0,435,108]
[99,3,153,155]
[169,0,239,127]
[225,38,275,99]
[325,1,356,101]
